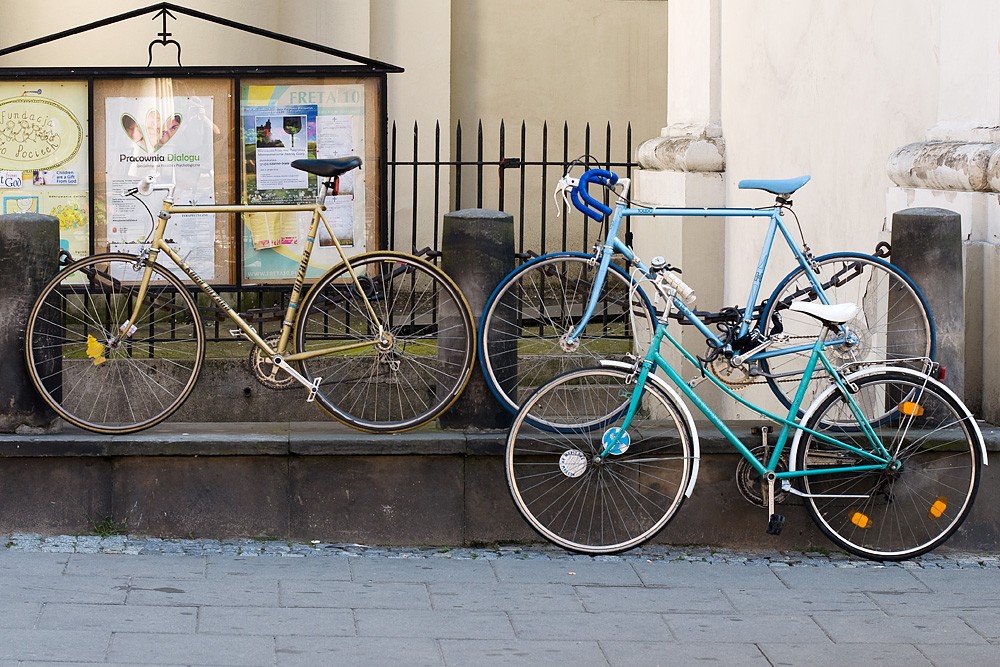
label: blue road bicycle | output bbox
[504,261,984,561]
[479,163,934,418]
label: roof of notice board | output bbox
[0,2,405,74]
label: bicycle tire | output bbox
[24,253,205,434]
[479,252,656,415]
[506,366,693,554]
[759,253,934,416]
[295,251,475,433]
[796,369,981,561]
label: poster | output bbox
[0,82,90,262]
[241,84,365,282]
[105,96,217,280]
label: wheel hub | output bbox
[829,318,872,362]
[375,331,395,352]
[558,333,580,353]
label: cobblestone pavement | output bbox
[6,532,1000,569]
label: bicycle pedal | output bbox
[766,514,785,536]
[306,377,322,402]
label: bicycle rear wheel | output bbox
[759,253,934,416]
[506,367,693,554]
[24,253,205,434]
[295,252,475,432]
[796,370,981,561]
[479,253,656,415]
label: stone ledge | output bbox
[3,420,998,457]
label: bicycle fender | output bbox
[598,359,702,497]
[788,366,987,469]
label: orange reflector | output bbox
[899,401,924,417]
[850,512,871,529]
[928,497,947,520]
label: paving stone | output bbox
[811,610,988,644]
[351,555,497,584]
[576,584,734,614]
[759,643,934,667]
[429,582,585,612]
[602,640,772,666]
[126,577,278,607]
[275,637,442,667]
[510,611,670,641]
[65,553,207,580]
[356,608,514,639]
[666,612,830,644]
[107,633,275,666]
[916,643,1000,666]
[0,629,110,662]
[206,554,351,581]
[198,606,355,636]
[38,603,198,633]
[440,639,607,666]
[279,579,430,609]
[493,559,643,586]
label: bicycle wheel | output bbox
[507,367,693,554]
[24,253,205,434]
[295,252,475,432]
[479,252,656,415]
[759,253,934,414]
[796,370,981,561]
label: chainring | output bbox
[250,333,296,390]
[708,357,756,389]
[735,445,789,507]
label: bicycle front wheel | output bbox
[796,370,981,561]
[295,252,475,432]
[759,253,934,415]
[479,253,656,415]
[507,367,693,554]
[24,253,205,434]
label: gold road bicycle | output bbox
[25,157,476,434]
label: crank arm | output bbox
[271,356,322,402]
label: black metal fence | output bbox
[202,119,638,340]
[388,119,638,260]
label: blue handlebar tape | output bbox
[574,169,618,219]
[571,187,604,221]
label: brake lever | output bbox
[553,176,578,218]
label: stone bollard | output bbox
[890,207,964,399]
[0,213,61,432]
[438,209,515,429]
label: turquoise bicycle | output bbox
[479,162,934,418]
[505,259,984,561]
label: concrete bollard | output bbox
[890,207,964,399]
[438,208,515,429]
[0,213,61,432]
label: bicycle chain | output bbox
[707,334,819,387]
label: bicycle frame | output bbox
[605,308,894,485]
[112,179,386,365]
[567,182,838,363]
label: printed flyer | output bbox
[105,96,217,280]
[0,82,90,262]
[240,84,365,282]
